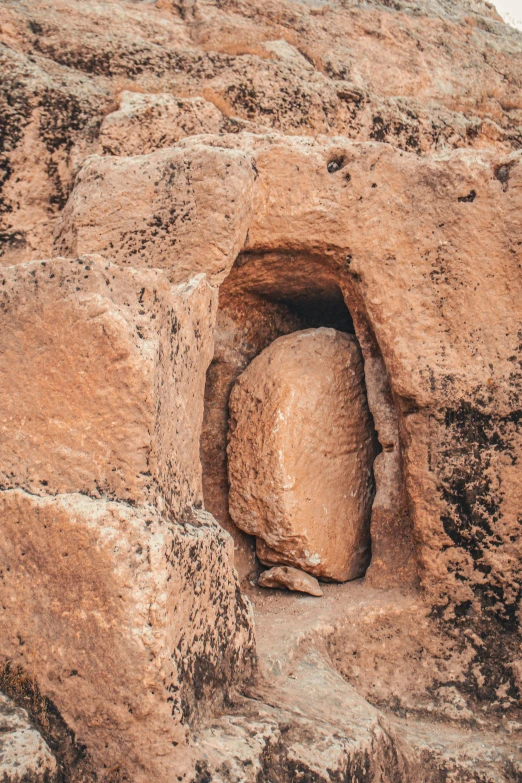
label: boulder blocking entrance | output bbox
[227,327,378,583]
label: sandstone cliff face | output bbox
[1,0,522,781]
[1,0,521,265]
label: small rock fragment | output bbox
[258,566,323,596]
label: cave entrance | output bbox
[201,249,383,585]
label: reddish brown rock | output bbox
[99,91,225,156]
[2,0,521,267]
[0,490,254,783]
[0,693,58,783]
[0,256,215,514]
[25,134,522,753]
[53,145,255,285]
[1,0,522,776]
[228,328,377,582]
[258,566,323,597]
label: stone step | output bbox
[193,582,522,782]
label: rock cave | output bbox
[1,0,522,782]
[201,250,393,587]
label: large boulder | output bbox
[53,144,255,285]
[227,328,377,582]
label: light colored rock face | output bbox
[258,566,323,596]
[53,145,255,285]
[0,490,254,783]
[0,256,214,514]
[99,91,225,156]
[228,328,377,582]
[0,693,58,783]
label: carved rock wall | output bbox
[0,254,255,782]
[53,134,522,708]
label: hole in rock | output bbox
[201,251,381,585]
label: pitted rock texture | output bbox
[202,582,521,783]
[0,693,58,783]
[0,490,254,783]
[1,0,522,265]
[53,129,522,700]
[228,328,377,582]
[26,130,522,761]
[53,144,254,284]
[0,254,255,783]
[99,91,225,156]
[1,0,522,781]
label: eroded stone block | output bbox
[0,490,254,783]
[53,144,255,285]
[99,91,225,156]
[0,256,215,513]
[227,328,377,582]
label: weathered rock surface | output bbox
[1,0,522,780]
[53,145,254,284]
[2,0,522,265]
[0,256,214,513]
[258,566,324,596]
[0,490,254,783]
[16,130,520,778]
[196,582,522,782]
[99,91,225,156]
[0,255,255,783]
[201,289,303,582]
[228,328,377,582]
[0,693,58,783]
[49,129,522,702]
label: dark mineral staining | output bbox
[435,402,522,704]
[457,189,476,203]
[38,88,92,154]
[495,164,511,191]
[371,116,387,143]
[327,156,345,173]
[0,231,26,249]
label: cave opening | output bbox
[201,250,382,585]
